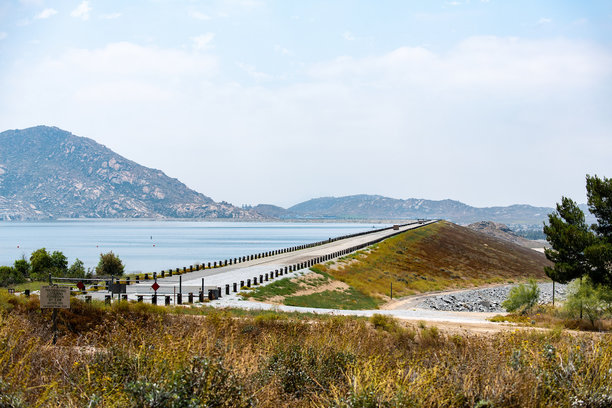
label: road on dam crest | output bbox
[87,220,507,327]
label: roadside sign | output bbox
[151,282,160,292]
[40,286,70,309]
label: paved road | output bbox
[89,219,515,326]
[116,220,436,296]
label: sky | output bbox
[0,0,611,209]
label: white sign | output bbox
[40,286,71,309]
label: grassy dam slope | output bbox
[243,221,550,308]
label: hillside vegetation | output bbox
[316,221,550,300]
[0,295,609,407]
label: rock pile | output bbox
[418,282,567,313]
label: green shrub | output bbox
[370,314,399,332]
[265,345,355,398]
[0,266,26,287]
[564,278,612,326]
[501,280,540,314]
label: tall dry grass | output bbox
[0,294,610,407]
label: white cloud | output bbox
[342,31,355,41]
[237,62,272,81]
[274,45,292,56]
[71,1,92,21]
[191,33,215,51]
[538,17,552,25]
[100,12,122,20]
[34,8,57,19]
[0,32,7,40]
[189,11,211,20]
[1,37,610,208]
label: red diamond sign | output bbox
[76,281,85,290]
[151,282,160,292]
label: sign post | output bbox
[41,275,70,345]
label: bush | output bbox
[564,278,612,326]
[369,314,402,333]
[96,251,125,276]
[0,266,26,287]
[502,280,540,314]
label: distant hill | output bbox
[251,204,293,219]
[0,126,260,220]
[285,194,555,224]
[467,221,545,249]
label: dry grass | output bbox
[0,293,610,407]
[316,221,550,300]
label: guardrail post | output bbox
[198,291,204,302]
[259,274,263,284]
[253,277,258,285]
[122,294,128,301]
[225,284,230,295]
[137,295,143,302]
[177,293,182,305]
[188,293,193,303]
[240,280,244,288]
[233,282,237,292]
[217,287,222,298]
[247,279,251,287]
[165,296,171,306]
[144,273,149,280]
[105,295,111,304]
[152,294,157,305]
[265,273,268,281]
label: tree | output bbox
[584,175,612,286]
[29,248,53,280]
[544,175,612,287]
[0,266,26,287]
[13,257,30,278]
[67,258,86,278]
[96,251,125,276]
[50,251,68,274]
[543,197,594,283]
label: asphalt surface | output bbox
[93,220,436,300]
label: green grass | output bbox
[314,221,550,300]
[0,280,48,293]
[284,287,380,310]
[240,278,301,301]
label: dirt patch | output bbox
[267,272,350,304]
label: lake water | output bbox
[0,220,384,273]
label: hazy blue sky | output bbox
[1,0,611,208]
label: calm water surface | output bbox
[0,220,384,273]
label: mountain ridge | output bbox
[0,126,260,220]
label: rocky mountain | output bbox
[0,126,260,220]
[467,221,544,249]
[250,204,293,219]
[284,195,556,224]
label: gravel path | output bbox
[416,282,568,313]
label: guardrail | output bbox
[72,220,438,305]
